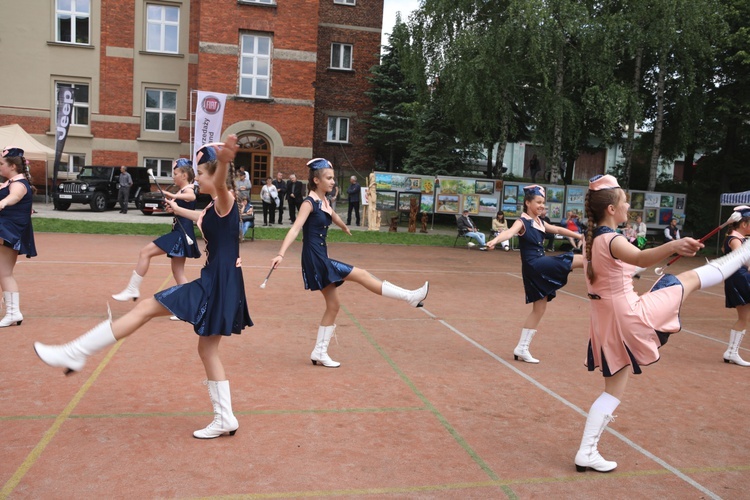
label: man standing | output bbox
[117,166,133,214]
[286,173,304,223]
[346,175,361,226]
[457,210,488,250]
[273,171,287,224]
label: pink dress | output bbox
[584,228,684,376]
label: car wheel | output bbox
[53,200,71,211]
[90,192,107,212]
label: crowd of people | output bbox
[3,143,748,473]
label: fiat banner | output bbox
[192,91,227,168]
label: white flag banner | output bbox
[193,91,227,167]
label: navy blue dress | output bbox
[0,178,36,258]
[300,196,353,291]
[723,234,750,308]
[518,214,574,303]
[154,201,252,336]
[153,187,201,259]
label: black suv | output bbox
[53,166,151,212]
[140,184,213,215]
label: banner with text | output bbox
[52,85,75,189]
[192,91,227,170]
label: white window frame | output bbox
[55,82,90,128]
[333,0,356,4]
[239,34,272,99]
[57,153,86,174]
[330,43,353,70]
[144,88,177,132]
[144,158,173,178]
[56,0,90,44]
[239,0,275,4]
[146,4,180,54]
[327,117,350,143]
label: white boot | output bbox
[311,325,340,368]
[193,380,239,439]
[513,328,539,363]
[695,238,750,289]
[112,271,143,302]
[723,329,750,366]
[381,280,429,308]
[575,409,617,473]
[0,291,23,327]
[34,318,117,375]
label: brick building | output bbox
[0,0,382,196]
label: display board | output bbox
[373,171,686,228]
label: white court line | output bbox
[417,304,721,500]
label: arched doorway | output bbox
[236,133,270,195]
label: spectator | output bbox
[235,170,251,202]
[238,197,254,242]
[635,215,648,249]
[326,180,339,212]
[565,211,584,252]
[286,173,304,223]
[664,218,681,242]
[260,177,279,226]
[457,209,487,250]
[491,211,511,251]
[346,176,361,226]
[117,166,133,214]
[273,171,287,224]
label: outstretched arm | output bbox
[212,135,239,216]
[487,219,524,249]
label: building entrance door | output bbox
[236,133,270,196]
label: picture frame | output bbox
[436,194,459,213]
[422,178,435,194]
[458,180,475,195]
[659,208,674,225]
[503,185,518,204]
[675,196,685,210]
[660,195,674,208]
[462,194,480,214]
[375,190,397,211]
[567,187,585,205]
[397,191,421,212]
[420,194,434,213]
[546,187,565,204]
[630,192,645,210]
[439,179,459,194]
[644,193,660,208]
[627,210,642,223]
[375,173,392,190]
[407,177,422,191]
[479,196,498,213]
[547,202,563,220]
[645,208,657,223]
[475,180,495,195]
[503,203,520,217]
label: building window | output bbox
[239,34,272,98]
[330,43,353,70]
[57,153,86,173]
[145,89,177,132]
[146,4,179,53]
[333,0,356,4]
[56,0,90,44]
[56,82,90,127]
[145,158,173,178]
[327,117,349,143]
[239,0,275,4]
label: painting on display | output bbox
[479,197,498,213]
[503,185,518,204]
[659,208,674,225]
[546,187,565,204]
[475,180,495,195]
[375,174,393,190]
[503,203,520,217]
[397,192,421,212]
[389,175,410,190]
[675,196,685,210]
[407,177,422,191]
[422,178,435,194]
[644,193,661,208]
[567,205,584,218]
[630,192,645,210]
[495,180,504,192]
[660,195,674,208]
[436,194,460,213]
[645,208,658,223]
[567,187,585,205]
[462,194,480,214]
[627,210,642,223]
[438,179,459,194]
[547,202,564,220]
[376,190,397,211]
[420,194,434,213]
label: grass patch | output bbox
[33,218,458,246]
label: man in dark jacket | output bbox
[286,174,304,223]
[273,171,287,223]
[346,176,361,226]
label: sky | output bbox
[381,0,420,48]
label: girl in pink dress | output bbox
[575,175,750,473]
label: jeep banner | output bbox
[192,91,227,171]
[52,85,75,189]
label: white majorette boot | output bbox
[0,291,23,327]
[112,270,143,302]
[193,380,239,439]
[311,324,340,368]
[575,409,618,473]
[513,328,539,363]
[381,281,429,308]
[723,329,750,366]
[34,314,117,375]
[695,238,750,289]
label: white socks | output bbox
[591,391,620,415]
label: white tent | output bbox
[0,123,68,162]
[720,190,750,206]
